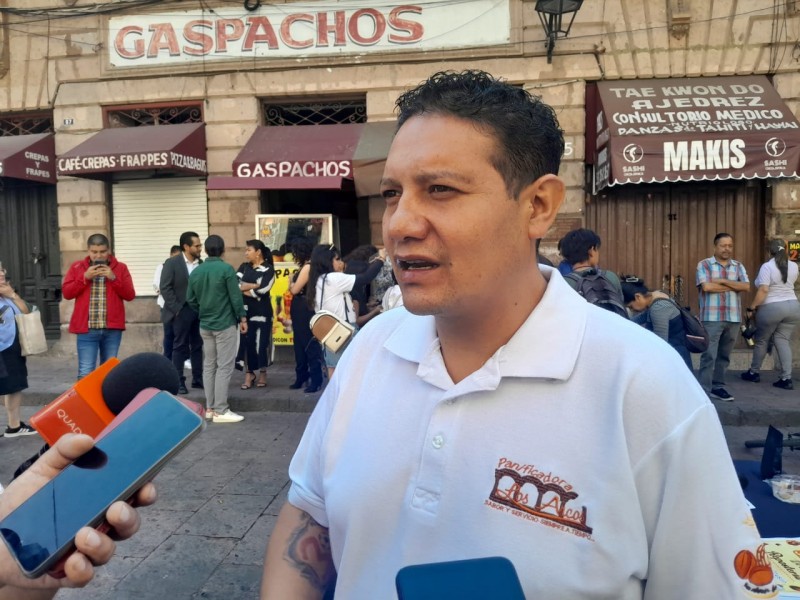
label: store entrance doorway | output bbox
[585,181,765,314]
[0,182,62,337]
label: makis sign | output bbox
[591,76,800,191]
[108,0,510,67]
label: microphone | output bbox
[101,352,180,414]
[29,358,120,446]
[30,353,179,446]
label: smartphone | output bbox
[396,557,525,600]
[0,391,204,578]
[91,259,107,266]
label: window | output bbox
[262,99,366,126]
[105,102,203,128]
[0,113,52,136]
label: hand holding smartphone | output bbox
[0,391,204,578]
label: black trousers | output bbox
[237,317,272,372]
[163,319,175,360]
[171,305,203,385]
[290,297,323,387]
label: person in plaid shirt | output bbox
[62,233,135,379]
[695,233,750,401]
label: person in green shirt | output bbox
[187,234,247,423]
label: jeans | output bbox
[77,329,122,379]
[199,326,239,414]
[697,321,739,391]
[750,299,800,380]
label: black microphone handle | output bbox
[12,443,50,481]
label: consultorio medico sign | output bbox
[108,0,510,67]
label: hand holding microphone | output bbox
[14,353,181,480]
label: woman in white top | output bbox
[740,239,800,390]
[307,244,386,377]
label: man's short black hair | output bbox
[713,232,732,245]
[170,245,181,254]
[86,233,109,248]
[395,70,564,198]
[204,235,225,258]
[179,231,200,250]
[559,228,602,266]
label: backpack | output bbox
[566,269,629,319]
[653,298,709,353]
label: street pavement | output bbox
[0,352,798,598]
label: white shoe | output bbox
[212,410,244,423]
[205,410,214,420]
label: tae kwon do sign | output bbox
[109,0,510,67]
[590,76,800,191]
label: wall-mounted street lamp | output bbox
[535,0,584,63]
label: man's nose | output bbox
[384,195,429,241]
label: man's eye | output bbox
[430,185,453,193]
[381,189,399,199]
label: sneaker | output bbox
[4,422,37,438]
[205,410,214,420]
[773,378,794,390]
[212,410,244,423]
[740,369,760,383]
[710,388,734,401]
[177,384,189,395]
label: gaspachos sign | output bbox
[109,0,510,67]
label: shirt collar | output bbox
[383,266,588,390]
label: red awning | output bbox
[0,133,56,184]
[587,76,800,192]
[207,123,365,191]
[57,123,207,180]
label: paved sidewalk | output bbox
[16,353,800,427]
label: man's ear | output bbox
[520,174,565,241]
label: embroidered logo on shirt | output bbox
[484,457,593,539]
[734,544,777,597]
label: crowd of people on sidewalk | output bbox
[553,227,799,399]
[0,229,406,436]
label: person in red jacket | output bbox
[62,233,135,379]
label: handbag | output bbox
[311,274,355,353]
[310,310,355,353]
[15,309,48,356]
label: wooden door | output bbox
[0,183,62,337]
[586,181,765,314]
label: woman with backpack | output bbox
[740,239,799,390]
[621,276,692,370]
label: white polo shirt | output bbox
[288,268,768,599]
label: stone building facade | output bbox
[0,0,798,363]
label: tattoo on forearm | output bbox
[285,512,334,591]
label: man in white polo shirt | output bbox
[261,71,771,599]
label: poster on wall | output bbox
[257,214,338,346]
[271,262,299,347]
[788,240,800,262]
